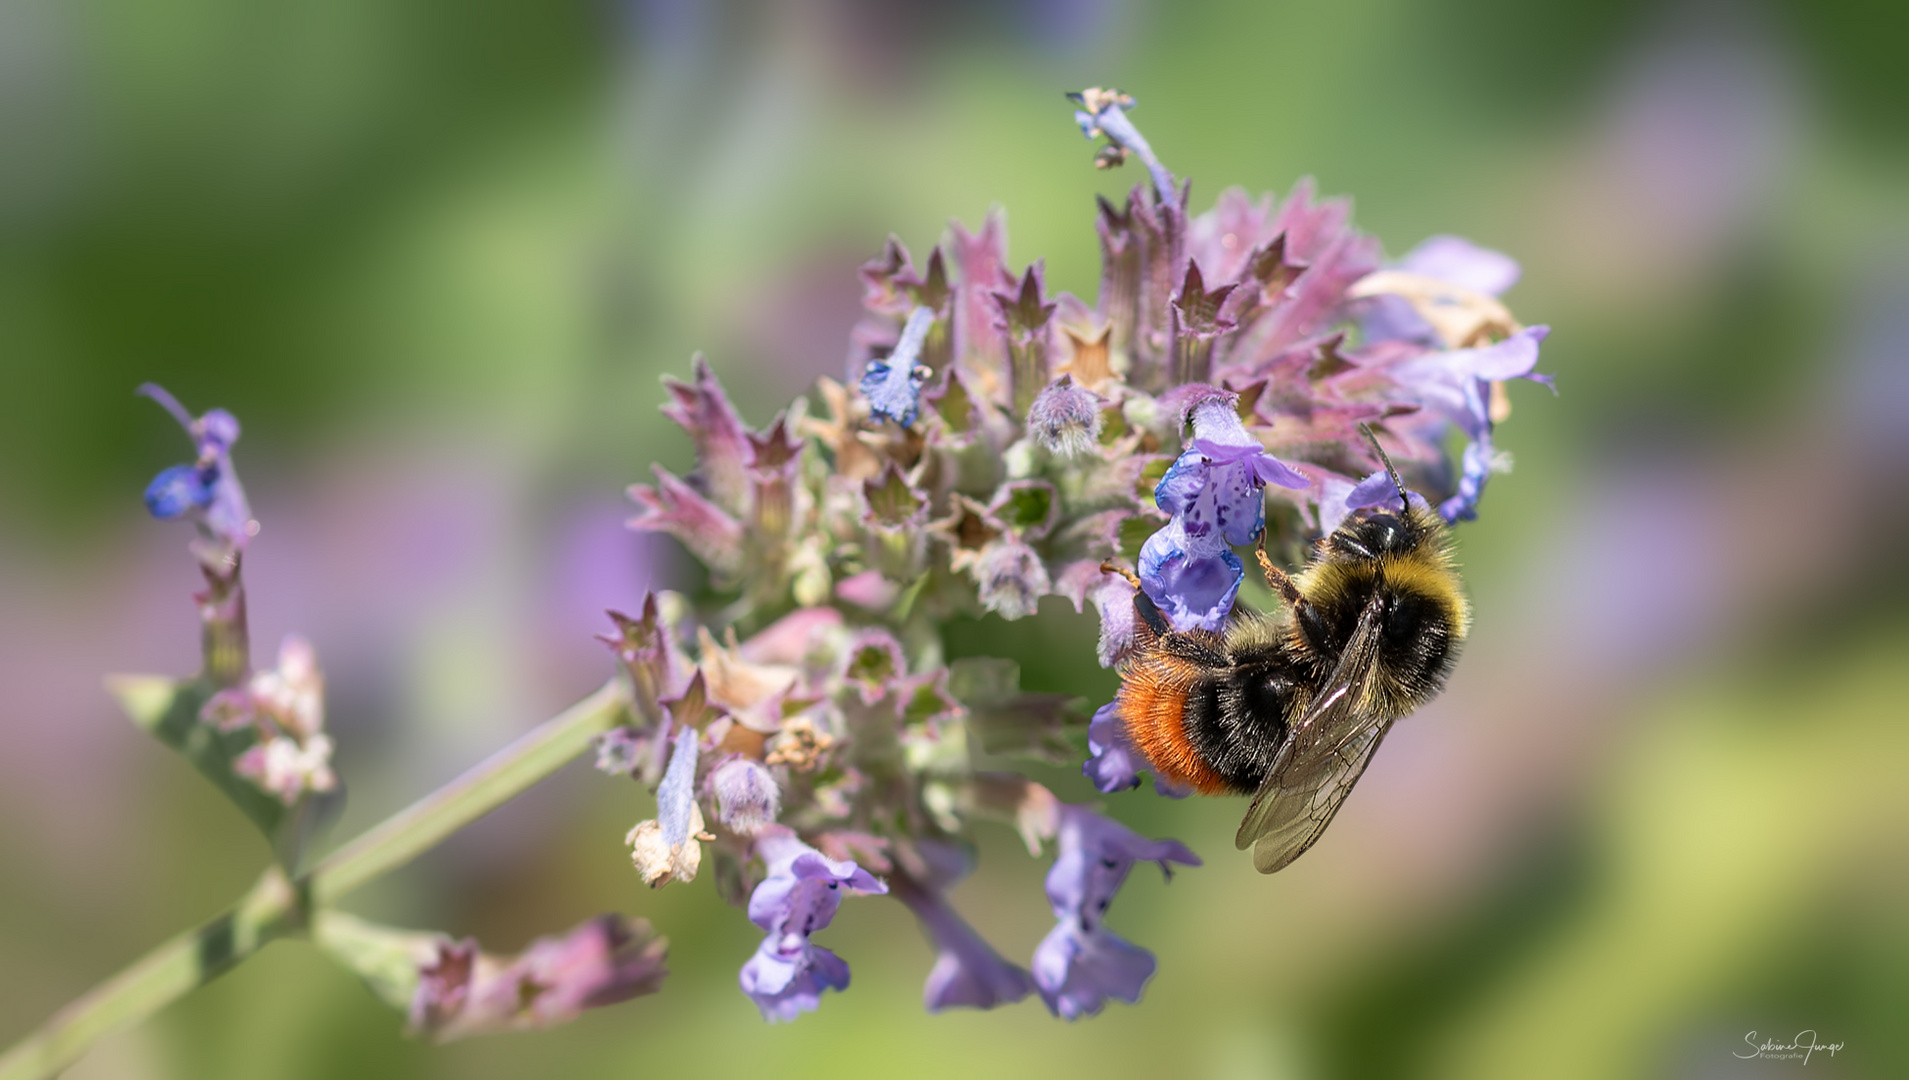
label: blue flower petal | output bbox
[143,464,217,519]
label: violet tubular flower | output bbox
[627,725,706,887]
[1389,325,1553,521]
[739,831,887,1021]
[1067,87,1176,205]
[1083,701,1192,800]
[891,845,1034,1013]
[1082,702,1141,794]
[860,306,937,426]
[1032,805,1199,1019]
[1138,392,1306,630]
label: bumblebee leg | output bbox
[1101,560,1169,640]
[1255,532,1307,609]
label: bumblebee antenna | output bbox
[1358,423,1411,513]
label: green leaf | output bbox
[106,674,344,870]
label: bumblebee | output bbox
[1110,428,1470,873]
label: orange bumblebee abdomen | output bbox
[1115,653,1233,794]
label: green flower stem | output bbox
[0,679,628,1080]
[311,680,626,904]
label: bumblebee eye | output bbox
[1331,532,1375,559]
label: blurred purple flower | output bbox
[1399,235,1522,296]
[627,465,745,578]
[657,724,699,846]
[594,727,645,776]
[137,383,253,551]
[740,830,887,1021]
[409,916,668,1041]
[1082,702,1141,793]
[1388,325,1552,521]
[1082,700,1192,800]
[860,306,936,426]
[1032,805,1199,1019]
[891,845,1034,1013]
[1356,235,1523,348]
[1067,87,1176,204]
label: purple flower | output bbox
[409,915,669,1041]
[1443,435,1499,524]
[1345,470,1406,514]
[1387,325,1552,521]
[1391,326,1552,441]
[1136,519,1244,632]
[1083,702,1142,793]
[627,465,745,577]
[891,845,1034,1013]
[860,306,936,426]
[1158,395,1309,546]
[1355,235,1524,349]
[1032,805,1199,1019]
[657,724,700,848]
[1082,700,1193,800]
[739,831,887,1022]
[1345,473,1436,517]
[137,383,253,551]
[1398,235,1521,296]
[1135,393,1305,630]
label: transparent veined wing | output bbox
[1234,591,1396,874]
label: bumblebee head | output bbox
[1326,425,1439,561]
[1330,508,1417,561]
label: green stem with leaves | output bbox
[0,680,629,1080]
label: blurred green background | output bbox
[3,0,1906,1077]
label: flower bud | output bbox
[712,758,781,835]
[1027,376,1102,458]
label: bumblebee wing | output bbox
[1234,591,1393,874]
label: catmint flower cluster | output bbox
[99,86,1549,1051]
[607,85,1548,1022]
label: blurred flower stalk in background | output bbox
[0,87,1549,1077]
